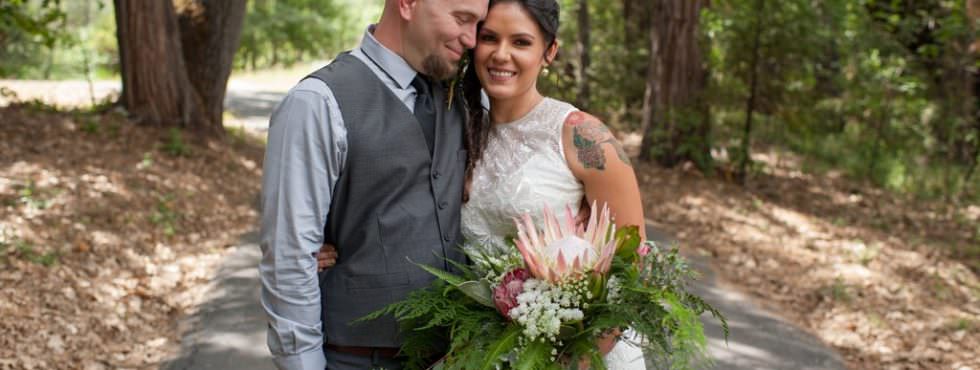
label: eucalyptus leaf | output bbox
[457,279,495,308]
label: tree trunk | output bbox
[736,0,764,184]
[623,0,631,45]
[176,0,247,136]
[623,0,651,124]
[639,0,711,169]
[114,0,199,127]
[113,0,245,136]
[576,0,591,110]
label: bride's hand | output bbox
[597,328,621,355]
[317,243,338,271]
[572,328,621,369]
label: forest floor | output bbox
[1,74,978,369]
[0,105,265,369]
[629,140,980,369]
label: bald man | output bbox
[258,0,488,369]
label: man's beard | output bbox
[421,54,456,80]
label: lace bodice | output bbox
[461,97,583,255]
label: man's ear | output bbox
[544,40,559,65]
[398,0,420,21]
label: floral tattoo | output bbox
[569,112,631,170]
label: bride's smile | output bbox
[475,1,558,117]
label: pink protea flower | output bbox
[513,201,618,283]
[493,268,531,317]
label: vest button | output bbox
[443,233,450,242]
[438,201,448,210]
[432,171,441,179]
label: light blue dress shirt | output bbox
[258,26,424,370]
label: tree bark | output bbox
[639,0,711,169]
[114,0,199,127]
[113,0,245,136]
[576,0,591,110]
[176,0,247,136]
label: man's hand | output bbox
[317,243,338,271]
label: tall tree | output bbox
[575,0,590,110]
[735,0,764,183]
[622,0,651,118]
[639,0,712,169]
[113,0,245,136]
[177,0,247,135]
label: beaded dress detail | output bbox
[461,97,582,256]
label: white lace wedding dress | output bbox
[461,97,647,370]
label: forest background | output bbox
[1,0,978,369]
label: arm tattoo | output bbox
[571,117,632,170]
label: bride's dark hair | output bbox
[461,0,560,203]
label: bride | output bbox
[317,0,649,367]
[459,0,647,368]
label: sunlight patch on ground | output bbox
[0,106,264,369]
[635,145,980,369]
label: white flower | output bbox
[509,278,587,343]
[607,275,623,304]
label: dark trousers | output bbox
[324,348,403,370]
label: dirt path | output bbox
[1,68,302,132]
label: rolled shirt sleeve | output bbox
[258,78,347,370]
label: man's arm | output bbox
[258,79,347,370]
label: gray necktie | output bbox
[411,75,436,155]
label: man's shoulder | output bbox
[305,52,371,84]
[281,78,334,108]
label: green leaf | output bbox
[614,225,642,262]
[479,325,521,370]
[457,279,495,308]
[416,262,467,286]
[445,256,479,279]
[514,339,553,370]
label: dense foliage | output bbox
[235,0,380,70]
[1,0,976,200]
[544,0,978,199]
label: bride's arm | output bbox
[562,111,643,360]
[561,111,646,241]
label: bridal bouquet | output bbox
[362,202,726,370]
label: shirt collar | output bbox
[359,25,418,90]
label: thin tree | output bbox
[735,0,764,184]
[576,0,591,110]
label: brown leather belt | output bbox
[325,344,400,358]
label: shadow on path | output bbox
[647,224,845,370]
[163,232,275,370]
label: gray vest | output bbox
[308,53,467,348]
